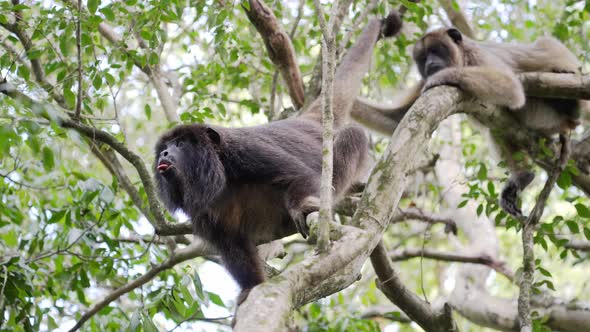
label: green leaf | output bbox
[457,200,468,208]
[584,227,590,241]
[487,181,496,197]
[64,88,76,109]
[92,75,102,90]
[477,164,487,181]
[88,0,100,14]
[99,6,115,21]
[141,312,158,332]
[557,170,572,189]
[537,266,552,277]
[193,272,204,300]
[2,229,18,247]
[42,146,55,171]
[566,220,580,233]
[207,291,225,307]
[575,203,590,218]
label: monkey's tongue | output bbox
[157,163,171,171]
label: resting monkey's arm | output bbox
[423,66,526,109]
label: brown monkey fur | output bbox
[354,27,587,218]
[154,12,403,305]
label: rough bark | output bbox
[243,0,305,109]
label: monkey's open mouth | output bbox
[157,161,173,173]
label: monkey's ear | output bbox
[206,127,221,145]
[447,28,462,44]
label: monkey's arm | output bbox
[424,66,525,109]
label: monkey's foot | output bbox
[237,288,251,305]
[290,209,309,239]
[551,68,576,74]
[288,196,320,239]
[381,10,402,38]
[500,183,523,218]
[515,171,535,189]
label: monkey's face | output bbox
[154,125,222,180]
[156,138,185,177]
[413,28,464,79]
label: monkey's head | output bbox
[413,27,465,79]
[154,124,227,216]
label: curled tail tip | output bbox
[381,10,403,38]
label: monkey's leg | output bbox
[423,66,525,109]
[332,126,369,198]
[217,235,265,304]
[498,141,535,218]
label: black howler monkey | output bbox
[154,12,402,303]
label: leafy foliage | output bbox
[0,1,589,331]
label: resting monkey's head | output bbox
[412,27,465,78]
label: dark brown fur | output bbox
[356,27,586,217]
[154,13,402,304]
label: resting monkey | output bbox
[154,13,402,304]
[354,27,586,217]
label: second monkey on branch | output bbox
[355,27,587,218]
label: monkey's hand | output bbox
[500,171,535,218]
[422,68,461,93]
[381,10,402,38]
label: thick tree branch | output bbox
[371,242,458,332]
[243,0,305,109]
[519,73,590,100]
[564,239,590,252]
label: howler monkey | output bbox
[154,13,402,303]
[355,27,587,218]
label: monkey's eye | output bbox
[447,28,462,44]
[176,140,185,148]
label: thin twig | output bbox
[75,0,82,118]
[518,134,571,332]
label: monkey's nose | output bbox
[160,150,169,157]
